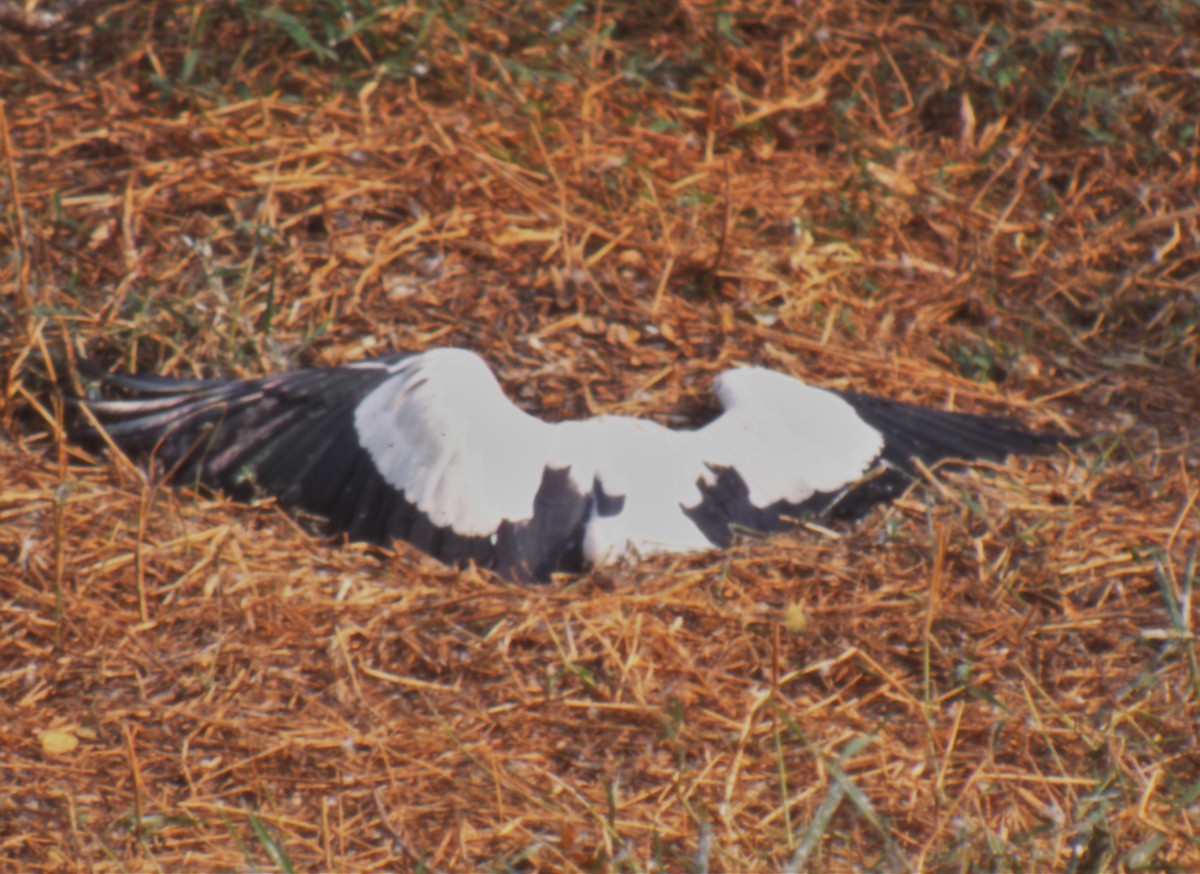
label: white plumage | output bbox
[354,350,884,560]
[78,347,1066,582]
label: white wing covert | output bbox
[353,349,560,536]
[702,367,886,501]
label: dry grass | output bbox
[3,0,1199,870]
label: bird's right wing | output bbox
[78,349,599,581]
[349,349,600,578]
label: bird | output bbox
[74,347,1069,583]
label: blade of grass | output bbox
[247,810,296,874]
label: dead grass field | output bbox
[2,1,1199,870]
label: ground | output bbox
[2,1,1199,870]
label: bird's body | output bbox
[78,348,1067,582]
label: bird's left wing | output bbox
[77,349,598,581]
[686,366,1066,544]
[684,367,885,543]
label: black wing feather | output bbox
[840,391,1066,461]
[807,391,1069,519]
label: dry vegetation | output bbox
[3,0,1199,870]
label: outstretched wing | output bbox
[684,367,1067,545]
[77,349,596,582]
[824,389,1069,517]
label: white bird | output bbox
[77,348,1067,582]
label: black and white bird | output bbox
[77,348,1067,582]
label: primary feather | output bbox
[75,348,1068,582]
